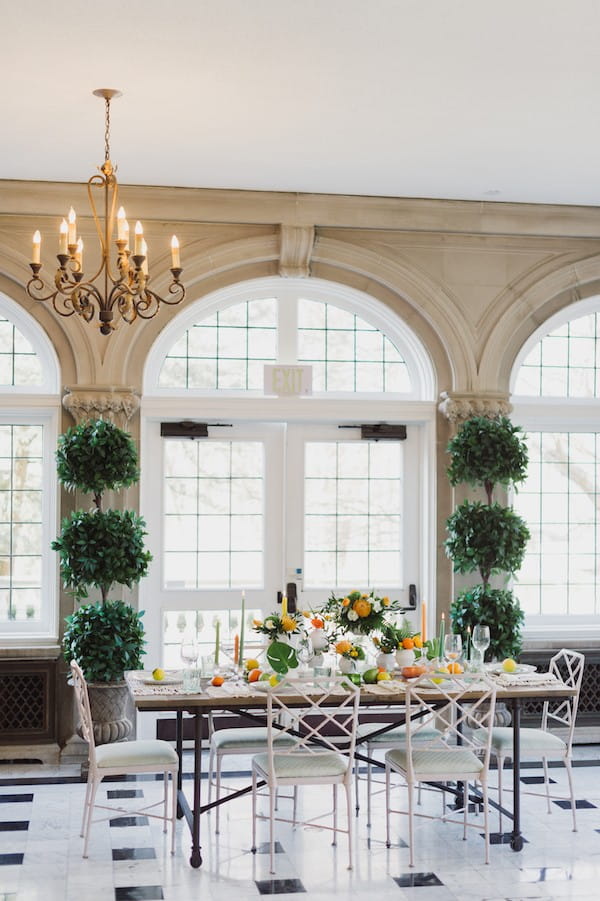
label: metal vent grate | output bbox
[0,661,56,743]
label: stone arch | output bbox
[478,254,600,393]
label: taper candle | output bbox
[215,619,220,665]
[67,207,77,246]
[281,594,288,618]
[466,624,471,662]
[171,235,180,268]
[59,219,68,255]
[439,611,445,660]
[32,231,41,265]
[421,600,427,644]
[234,633,239,666]
[239,590,246,664]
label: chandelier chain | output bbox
[104,97,111,162]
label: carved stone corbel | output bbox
[438,391,512,425]
[278,224,315,277]
[62,386,140,427]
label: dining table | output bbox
[125,670,577,868]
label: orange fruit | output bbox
[247,668,262,683]
[211,675,225,686]
[402,637,415,649]
[447,662,464,674]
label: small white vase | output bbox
[396,648,416,668]
[376,651,397,671]
[310,629,329,652]
[338,656,355,674]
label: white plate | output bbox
[139,673,183,686]
[486,663,536,675]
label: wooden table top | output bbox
[126,670,577,712]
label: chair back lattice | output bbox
[70,660,97,766]
[543,649,585,745]
[264,676,360,772]
[404,673,498,780]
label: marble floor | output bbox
[1,746,600,900]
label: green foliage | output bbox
[52,509,152,602]
[446,416,528,500]
[56,418,139,497]
[445,501,530,585]
[266,640,299,674]
[62,600,146,682]
[451,586,524,660]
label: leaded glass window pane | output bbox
[514,311,600,397]
[163,439,264,589]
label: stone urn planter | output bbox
[79,682,133,745]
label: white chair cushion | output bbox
[474,727,567,756]
[357,722,441,744]
[212,727,296,750]
[386,747,485,778]
[253,750,349,779]
[95,739,178,769]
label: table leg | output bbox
[176,711,184,818]
[510,697,524,851]
[190,712,203,868]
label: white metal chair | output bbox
[385,672,497,866]
[70,660,179,858]
[251,674,360,874]
[207,714,296,833]
[475,648,585,833]
[354,714,442,825]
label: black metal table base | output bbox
[173,696,527,867]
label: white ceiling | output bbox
[4,0,600,206]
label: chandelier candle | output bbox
[26,88,185,335]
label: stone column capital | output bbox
[62,386,140,427]
[438,391,512,424]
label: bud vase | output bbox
[395,648,416,668]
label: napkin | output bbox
[362,682,405,695]
[494,671,561,687]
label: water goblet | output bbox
[180,635,200,692]
[472,624,491,670]
[444,633,462,667]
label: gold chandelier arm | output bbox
[131,282,186,320]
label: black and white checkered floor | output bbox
[2,748,600,900]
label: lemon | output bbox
[376,671,391,681]
[152,667,165,681]
[269,674,280,687]
[502,658,517,673]
[245,658,260,671]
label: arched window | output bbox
[0,293,60,642]
[511,297,600,635]
[141,277,436,673]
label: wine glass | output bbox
[472,624,491,669]
[297,637,315,673]
[180,635,199,691]
[444,633,462,666]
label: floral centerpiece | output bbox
[253,610,304,641]
[302,611,331,653]
[252,611,305,675]
[334,638,366,673]
[322,590,400,636]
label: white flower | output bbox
[347,609,359,621]
[373,601,382,613]
[264,617,277,629]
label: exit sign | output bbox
[264,365,313,396]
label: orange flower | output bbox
[401,637,415,649]
[342,597,351,607]
[253,619,263,627]
[311,617,324,629]
[382,596,391,607]
[413,635,423,648]
[335,639,352,655]
[353,598,372,618]
[281,615,297,632]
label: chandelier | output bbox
[27,89,185,335]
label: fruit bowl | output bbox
[401,665,427,680]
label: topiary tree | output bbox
[54,418,152,682]
[445,415,530,660]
